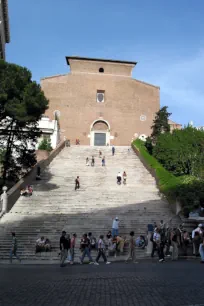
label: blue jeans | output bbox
[199,244,204,261]
[10,249,21,263]
[80,247,93,262]
[112,228,118,237]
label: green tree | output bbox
[0,60,49,182]
[38,138,53,152]
[153,126,204,178]
[151,106,171,143]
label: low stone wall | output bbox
[6,141,66,212]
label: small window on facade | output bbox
[99,67,104,73]
[97,90,105,103]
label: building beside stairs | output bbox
[41,56,161,146]
[0,0,10,60]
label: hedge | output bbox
[132,139,204,214]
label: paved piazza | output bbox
[0,260,203,306]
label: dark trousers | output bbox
[96,249,107,263]
[158,243,164,260]
[75,182,80,190]
[151,241,157,257]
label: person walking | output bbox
[171,228,179,261]
[112,217,119,236]
[125,231,136,263]
[70,233,77,265]
[10,232,21,263]
[199,236,204,263]
[117,172,122,185]
[60,231,68,267]
[75,176,80,191]
[112,146,115,156]
[86,157,89,166]
[79,234,94,264]
[94,235,111,265]
[123,171,127,184]
[91,156,95,167]
[99,151,102,158]
[102,156,106,166]
[192,224,202,256]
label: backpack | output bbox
[90,237,96,249]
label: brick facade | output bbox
[41,57,160,146]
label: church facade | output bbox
[41,56,160,146]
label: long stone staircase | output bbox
[0,146,180,262]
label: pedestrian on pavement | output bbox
[94,235,111,265]
[10,232,21,264]
[60,231,68,267]
[181,230,190,256]
[75,176,80,191]
[99,150,102,158]
[112,217,119,236]
[91,156,95,167]
[117,172,122,185]
[151,227,158,258]
[70,233,77,265]
[86,157,89,166]
[171,228,179,261]
[88,232,97,253]
[165,225,171,257]
[125,231,136,263]
[199,236,204,263]
[102,156,106,166]
[153,228,164,262]
[112,146,115,156]
[192,224,202,256]
[123,171,127,184]
[66,234,71,262]
[80,234,94,264]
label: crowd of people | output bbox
[149,221,204,263]
[8,218,204,266]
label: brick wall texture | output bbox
[41,58,160,145]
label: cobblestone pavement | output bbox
[0,260,204,306]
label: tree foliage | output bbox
[0,60,49,182]
[133,139,204,213]
[153,126,204,178]
[38,138,53,152]
[151,106,171,143]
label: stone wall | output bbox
[6,141,65,212]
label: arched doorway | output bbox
[90,119,110,146]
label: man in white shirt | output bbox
[112,217,119,237]
[192,224,203,256]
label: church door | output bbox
[94,133,106,146]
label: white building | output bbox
[37,116,60,150]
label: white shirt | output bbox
[153,232,161,242]
[192,227,202,239]
[98,238,105,249]
[112,219,119,229]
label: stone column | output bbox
[0,186,8,217]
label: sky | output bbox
[6,0,204,126]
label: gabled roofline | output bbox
[2,0,10,43]
[66,56,137,66]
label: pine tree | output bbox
[0,60,49,183]
[151,106,171,143]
